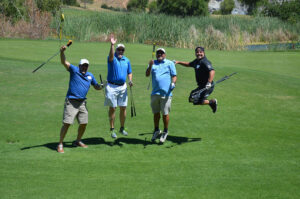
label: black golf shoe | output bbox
[209,99,217,113]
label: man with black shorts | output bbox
[174,46,217,113]
[57,45,103,153]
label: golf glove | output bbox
[129,80,133,87]
[206,82,212,89]
[170,82,176,91]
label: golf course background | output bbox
[0,39,299,198]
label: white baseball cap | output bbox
[116,43,125,50]
[79,58,89,65]
[156,48,166,53]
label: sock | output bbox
[155,127,159,132]
[110,128,114,131]
[120,127,124,132]
[164,128,168,133]
[209,99,215,105]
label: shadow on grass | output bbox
[20,134,201,151]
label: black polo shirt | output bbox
[189,56,214,87]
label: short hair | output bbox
[195,46,205,52]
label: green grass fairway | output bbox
[0,39,299,199]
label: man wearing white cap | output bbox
[105,35,133,139]
[146,48,177,143]
[57,45,103,153]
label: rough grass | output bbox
[0,39,299,199]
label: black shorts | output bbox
[189,86,214,105]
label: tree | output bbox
[220,0,235,15]
[127,0,149,12]
[263,0,300,23]
[156,0,209,17]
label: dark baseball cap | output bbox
[195,46,205,52]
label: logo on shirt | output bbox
[196,65,200,69]
[87,76,92,80]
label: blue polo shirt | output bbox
[66,64,97,99]
[107,53,132,84]
[151,59,177,97]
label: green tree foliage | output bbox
[220,0,235,15]
[0,0,26,22]
[62,0,80,7]
[238,0,266,14]
[36,0,61,14]
[156,0,209,17]
[127,0,149,12]
[263,0,300,24]
[148,0,158,13]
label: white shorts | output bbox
[151,95,172,115]
[104,83,128,108]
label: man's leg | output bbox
[162,114,169,130]
[119,106,126,129]
[119,106,128,136]
[109,107,117,138]
[57,123,70,153]
[77,123,87,141]
[109,107,116,129]
[59,123,70,144]
[72,123,88,148]
[154,112,160,129]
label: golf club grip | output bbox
[67,40,72,47]
[131,106,133,117]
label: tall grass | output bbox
[59,9,300,50]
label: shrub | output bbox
[220,0,235,15]
[127,0,149,12]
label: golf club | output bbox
[129,86,136,117]
[99,74,105,96]
[32,40,72,73]
[191,72,237,100]
[147,43,156,90]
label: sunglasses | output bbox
[117,48,125,52]
[81,64,89,67]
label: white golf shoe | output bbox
[160,132,168,143]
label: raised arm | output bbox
[174,60,190,67]
[146,60,154,77]
[109,35,117,62]
[60,46,70,71]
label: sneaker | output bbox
[119,129,128,136]
[209,99,217,113]
[57,144,64,153]
[160,132,168,143]
[111,130,117,139]
[72,140,88,148]
[151,130,161,141]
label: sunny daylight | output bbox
[0,0,299,198]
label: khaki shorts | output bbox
[63,98,88,124]
[151,95,172,115]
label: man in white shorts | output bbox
[145,48,177,143]
[105,35,133,138]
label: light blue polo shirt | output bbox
[107,53,132,84]
[66,64,97,99]
[151,59,177,97]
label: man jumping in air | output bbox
[174,46,217,113]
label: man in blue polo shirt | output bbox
[105,35,133,139]
[146,48,177,143]
[57,45,103,153]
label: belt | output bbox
[108,81,125,86]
